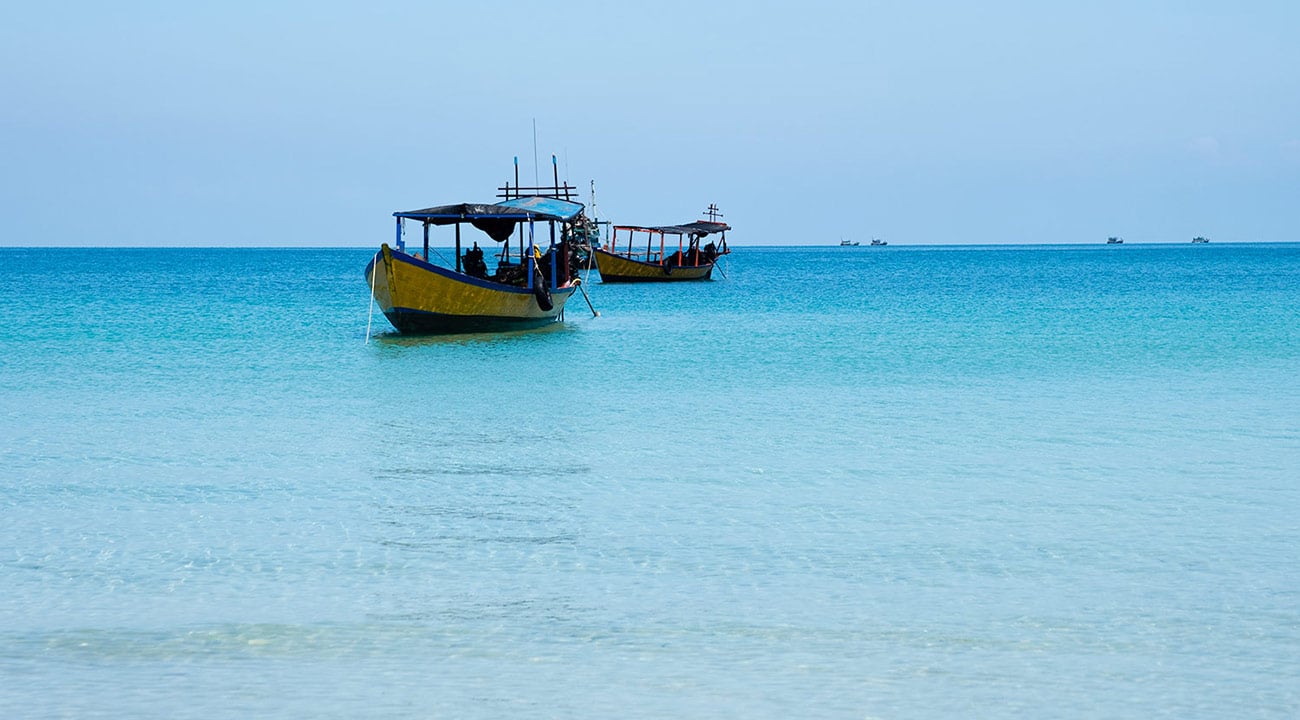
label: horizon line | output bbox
[2,240,1295,250]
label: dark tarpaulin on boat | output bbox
[678,221,730,235]
[393,198,586,242]
[394,203,527,242]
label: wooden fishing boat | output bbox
[365,194,588,335]
[593,204,731,283]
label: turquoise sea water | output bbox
[2,244,1299,718]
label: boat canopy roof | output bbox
[394,197,585,242]
[495,196,584,220]
[613,220,730,236]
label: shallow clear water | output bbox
[2,244,1299,718]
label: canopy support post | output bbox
[527,219,535,290]
[549,221,557,285]
[455,222,462,273]
[422,222,429,261]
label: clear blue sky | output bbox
[2,1,1297,246]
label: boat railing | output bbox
[606,249,665,262]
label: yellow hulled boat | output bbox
[365,196,586,335]
[594,204,731,283]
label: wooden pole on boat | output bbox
[552,154,559,195]
[454,222,462,273]
[422,222,429,261]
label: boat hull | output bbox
[593,248,714,282]
[366,244,576,335]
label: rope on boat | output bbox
[570,242,598,317]
[364,254,377,344]
[582,242,595,286]
[429,247,454,267]
[577,231,599,316]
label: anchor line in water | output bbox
[364,254,377,344]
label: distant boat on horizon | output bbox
[1106,236,1124,244]
[1192,236,1210,244]
[839,239,860,246]
[870,238,887,246]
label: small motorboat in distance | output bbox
[1106,236,1124,244]
[870,238,887,246]
[840,239,860,246]
[1192,236,1210,244]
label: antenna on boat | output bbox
[705,203,723,222]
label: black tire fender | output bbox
[533,271,553,311]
